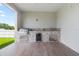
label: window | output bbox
[0,3,16,30]
[0,3,17,37]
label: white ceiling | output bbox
[14,3,64,12]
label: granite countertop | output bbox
[24,28,60,31]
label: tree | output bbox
[0,23,15,30]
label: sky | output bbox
[0,3,16,26]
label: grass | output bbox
[0,38,15,49]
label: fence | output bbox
[0,30,15,37]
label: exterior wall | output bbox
[21,12,56,28]
[57,4,79,53]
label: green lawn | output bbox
[0,38,15,49]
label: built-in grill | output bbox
[36,33,42,42]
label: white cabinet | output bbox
[29,31,36,42]
[42,31,50,42]
[28,31,60,42]
[15,28,60,42]
[49,31,60,41]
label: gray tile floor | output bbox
[0,41,79,56]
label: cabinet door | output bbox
[49,31,60,41]
[42,31,49,42]
[29,31,36,42]
[53,31,60,41]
